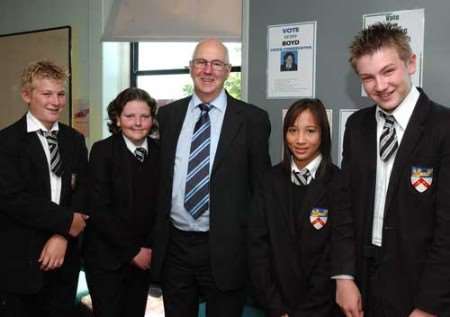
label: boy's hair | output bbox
[349,22,412,71]
[21,60,68,91]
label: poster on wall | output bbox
[267,21,317,99]
[362,9,425,96]
[281,108,332,158]
[338,109,358,166]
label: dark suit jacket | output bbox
[0,115,88,294]
[151,93,271,290]
[83,134,160,270]
[332,89,450,315]
[249,161,339,317]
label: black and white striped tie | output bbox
[135,147,147,163]
[39,130,63,176]
[379,112,398,161]
[294,169,311,186]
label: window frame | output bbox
[129,42,241,87]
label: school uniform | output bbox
[249,155,340,317]
[83,134,160,317]
[332,88,450,315]
[0,113,88,317]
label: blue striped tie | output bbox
[184,104,211,219]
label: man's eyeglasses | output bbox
[191,58,230,71]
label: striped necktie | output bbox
[294,169,311,186]
[379,112,398,161]
[135,147,147,163]
[184,103,211,219]
[39,130,63,176]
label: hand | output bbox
[68,212,89,237]
[409,309,436,317]
[336,279,364,317]
[38,234,68,271]
[131,247,152,270]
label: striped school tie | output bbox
[39,130,63,176]
[379,112,398,161]
[184,103,211,219]
[293,169,311,186]
[135,147,147,162]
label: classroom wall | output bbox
[0,0,105,145]
[247,0,450,163]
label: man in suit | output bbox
[332,23,450,317]
[0,61,89,317]
[151,38,271,317]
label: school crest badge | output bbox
[310,208,328,230]
[410,166,433,193]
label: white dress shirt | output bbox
[26,112,62,205]
[372,87,419,246]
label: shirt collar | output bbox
[290,154,322,185]
[189,89,227,113]
[26,111,59,133]
[376,86,419,131]
[122,134,148,154]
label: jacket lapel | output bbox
[167,100,189,173]
[212,94,244,174]
[297,164,328,235]
[58,126,72,200]
[273,168,297,239]
[115,134,134,207]
[21,118,52,199]
[385,91,429,214]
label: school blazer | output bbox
[0,115,88,293]
[249,161,339,317]
[83,134,160,270]
[332,89,450,315]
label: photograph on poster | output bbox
[267,21,316,98]
[280,50,298,72]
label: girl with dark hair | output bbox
[83,87,160,317]
[249,98,340,317]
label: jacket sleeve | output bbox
[415,111,450,314]
[248,175,287,317]
[331,118,357,277]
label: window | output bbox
[130,42,242,105]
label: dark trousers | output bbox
[0,259,80,317]
[364,247,402,317]
[85,263,150,317]
[161,226,245,317]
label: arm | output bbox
[331,120,363,316]
[414,115,450,314]
[248,176,287,317]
